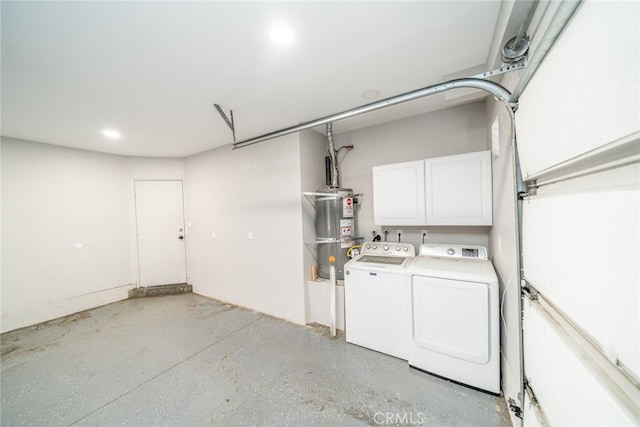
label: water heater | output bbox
[315,188,358,280]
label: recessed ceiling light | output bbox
[362,89,381,100]
[269,24,293,45]
[102,129,122,139]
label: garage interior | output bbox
[1,1,639,426]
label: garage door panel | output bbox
[516,1,639,177]
[515,1,640,425]
[522,170,640,377]
[523,302,636,426]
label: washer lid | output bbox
[408,256,497,283]
[357,255,407,265]
[347,254,413,269]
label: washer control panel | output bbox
[418,244,487,260]
[362,242,416,257]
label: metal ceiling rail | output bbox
[232,78,517,149]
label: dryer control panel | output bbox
[418,244,487,260]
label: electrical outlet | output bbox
[421,229,429,241]
[396,229,403,242]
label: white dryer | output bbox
[407,244,499,394]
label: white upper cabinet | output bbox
[373,160,426,225]
[372,151,492,226]
[424,150,492,226]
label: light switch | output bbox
[491,116,500,158]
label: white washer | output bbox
[344,242,416,359]
[407,244,499,394]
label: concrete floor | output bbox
[1,293,512,426]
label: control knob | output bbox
[383,245,389,251]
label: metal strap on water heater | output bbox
[302,191,362,208]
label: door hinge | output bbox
[521,279,539,301]
[518,179,538,199]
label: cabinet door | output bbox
[425,150,492,225]
[372,160,426,225]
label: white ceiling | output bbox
[1,1,517,157]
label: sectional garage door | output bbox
[515,2,639,425]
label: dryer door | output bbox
[411,276,489,364]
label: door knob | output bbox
[179,236,184,240]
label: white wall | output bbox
[125,157,185,180]
[2,133,310,331]
[183,134,307,325]
[1,138,186,332]
[486,72,522,425]
[338,101,490,248]
[0,139,3,325]
[2,138,131,331]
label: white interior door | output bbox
[134,180,187,286]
